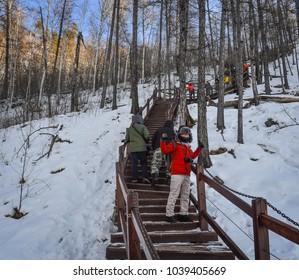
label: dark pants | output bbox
[131,151,148,180]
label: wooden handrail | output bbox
[259,214,299,244]
[193,163,299,260]
[165,88,180,120]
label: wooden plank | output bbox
[144,221,199,231]
[110,230,218,243]
[259,214,299,245]
[106,243,235,260]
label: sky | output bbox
[0,59,299,262]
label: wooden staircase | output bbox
[106,98,235,260]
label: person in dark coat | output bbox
[125,115,150,183]
[150,120,175,187]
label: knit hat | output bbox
[163,120,174,128]
[132,115,144,125]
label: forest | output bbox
[0,0,298,132]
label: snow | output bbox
[0,72,299,260]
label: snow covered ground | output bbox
[0,71,298,260]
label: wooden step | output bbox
[132,189,170,198]
[144,221,199,231]
[138,204,197,214]
[110,229,219,243]
[127,182,170,192]
[138,198,174,206]
[106,242,235,260]
[140,212,199,222]
[155,243,235,260]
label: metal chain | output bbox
[204,168,299,228]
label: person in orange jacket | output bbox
[160,126,202,223]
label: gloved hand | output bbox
[184,157,194,163]
[161,133,168,141]
[198,141,204,149]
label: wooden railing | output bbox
[191,164,299,260]
[115,157,159,259]
[137,87,158,123]
[165,87,180,120]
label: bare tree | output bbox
[39,6,48,108]
[177,0,188,126]
[217,0,228,131]
[1,0,12,101]
[48,0,67,117]
[130,0,139,114]
[296,0,299,37]
[256,0,271,94]
[157,0,164,98]
[230,0,244,144]
[100,0,117,109]
[71,32,85,112]
[248,0,260,106]
[197,0,212,168]
[112,0,120,110]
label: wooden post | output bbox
[252,198,270,259]
[196,164,209,230]
[115,162,125,231]
[127,192,141,259]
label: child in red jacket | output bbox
[160,126,202,223]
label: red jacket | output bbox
[160,141,201,175]
[186,84,195,92]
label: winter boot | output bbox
[151,173,157,187]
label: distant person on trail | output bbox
[243,63,250,87]
[150,120,175,187]
[160,126,202,223]
[125,115,150,184]
[186,83,195,101]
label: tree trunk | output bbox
[158,0,164,98]
[277,0,289,90]
[48,0,67,117]
[165,0,171,94]
[197,0,212,168]
[39,5,49,106]
[296,0,299,37]
[71,32,83,112]
[248,0,259,105]
[100,0,117,108]
[130,0,139,114]
[257,0,271,94]
[178,0,188,126]
[2,0,11,101]
[207,0,217,78]
[112,0,120,110]
[217,0,227,131]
